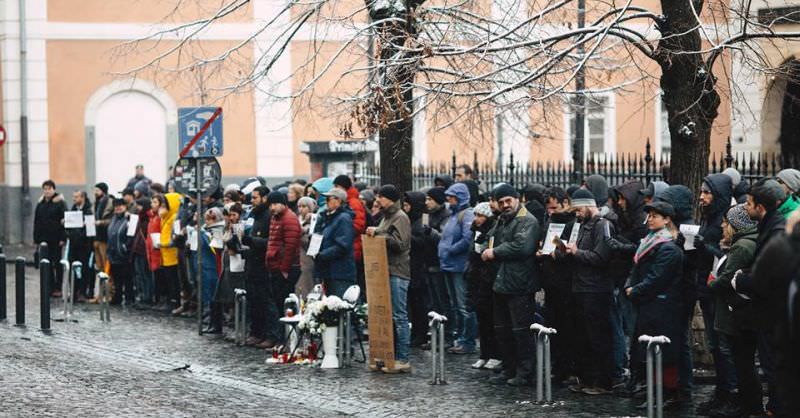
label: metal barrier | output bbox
[98,273,111,322]
[638,335,671,418]
[337,310,353,368]
[531,323,557,403]
[39,259,51,332]
[0,252,6,321]
[15,257,25,326]
[428,311,448,385]
[234,288,247,345]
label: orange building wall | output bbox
[48,0,253,23]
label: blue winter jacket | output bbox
[314,207,356,281]
[438,183,475,273]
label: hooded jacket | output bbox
[159,193,182,267]
[710,226,757,335]
[439,183,475,273]
[434,174,454,189]
[375,199,411,280]
[657,185,699,314]
[34,193,66,245]
[345,186,368,261]
[405,191,428,283]
[314,206,356,282]
[585,175,610,208]
[490,205,540,294]
[608,181,648,282]
[697,173,733,297]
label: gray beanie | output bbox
[777,169,800,193]
[722,168,742,187]
[725,204,756,232]
[297,196,318,212]
[571,188,597,208]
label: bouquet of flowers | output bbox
[297,295,353,335]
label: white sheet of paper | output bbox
[84,215,96,237]
[308,214,318,235]
[173,219,181,234]
[568,222,580,244]
[188,227,198,251]
[541,223,566,255]
[65,211,84,228]
[127,214,139,237]
[307,233,323,257]
[150,232,161,246]
[229,253,245,272]
[680,224,701,251]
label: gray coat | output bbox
[490,205,541,294]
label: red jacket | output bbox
[266,208,301,274]
[145,208,162,271]
[347,187,367,260]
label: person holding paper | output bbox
[313,188,355,298]
[67,190,93,302]
[146,195,165,309]
[296,196,319,297]
[34,179,67,297]
[107,198,133,305]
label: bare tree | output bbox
[118,0,800,192]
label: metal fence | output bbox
[359,139,799,190]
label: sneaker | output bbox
[471,359,487,369]
[581,386,612,396]
[484,359,503,370]
[507,376,534,387]
[381,361,412,374]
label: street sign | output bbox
[172,157,221,198]
[178,107,223,158]
[0,124,6,147]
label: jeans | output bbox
[699,297,738,392]
[445,271,477,350]
[610,288,628,379]
[390,276,410,362]
[133,254,153,304]
[426,270,454,341]
[266,268,300,342]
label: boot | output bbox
[697,390,724,416]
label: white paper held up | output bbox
[680,224,701,251]
[84,215,96,237]
[65,211,84,228]
[307,233,323,257]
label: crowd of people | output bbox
[32,163,800,417]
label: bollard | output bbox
[98,273,111,322]
[336,309,354,368]
[38,242,49,265]
[234,288,247,345]
[428,311,448,384]
[531,323,558,403]
[60,260,72,318]
[638,335,671,418]
[345,310,353,367]
[0,252,6,321]
[40,259,51,332]
[15,257,25,326]
[68,261,82,319]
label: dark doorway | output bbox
[779,60,800,162]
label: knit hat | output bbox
[134,180,150,197]
[643,201,675,218]
[359,189,375,206]
[777,168,800,193]
[333,174,353,190]
[426,187,446,205]
[94,182,109,195]
[722,168,742,187]
[323,188,347,202]
[725,203,756,232]
[297,196,318,212]
[266,191,288,206]
[492,183,519,200]
[761,179,787,203]
[224,183,241,194]
[571,189,597,208]
[473,202,493,218]
[378,184,401,202]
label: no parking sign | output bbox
[0,125,6,147]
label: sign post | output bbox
[362,235,395,371]
[176,106,223,335]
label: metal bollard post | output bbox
[98,273,110,322]
[345,310,352,367]
[234,288,247,345]
[428,311,448,384]
[0,252,6,321]
[60,260,71,318]
[68,261,81,319]
[638,335,671,418]
[337,311,346,368]
[531,323,558,403]
[15,257,26,326]
[38,242,49,263]
[40,259,51,332]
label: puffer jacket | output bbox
[106,212,130,265]
[314,207,355,281]
[710,227,757,335]
[266,208,301,274]
[33,193,66,244]
[375,200,411,280]
[159,193,182,267]
[490,205,540,294]
[438,183,475,273]
[346,186,368,261]
[697,173,733,298]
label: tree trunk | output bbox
[658,0,720,199]
[378,108,414,192]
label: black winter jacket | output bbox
[241,204,270,279]
[608,181,647,283]
[658,185,699,315]
[66,201,93,253]
[697,173,733,298]
[559,214,614,293]
[540,211,576,292]
[34,193,66,244]
[490,205,540,294]
[424,205,449,272]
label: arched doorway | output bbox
[762,59,800,162]
[84,79,178,193]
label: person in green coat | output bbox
[776,169,800,220]
[708,204,761,417]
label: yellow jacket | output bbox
[160,193,182,267]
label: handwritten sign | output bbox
[362,235,395,371]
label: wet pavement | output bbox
[1,267,714,417]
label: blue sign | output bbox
[178,107,223,158]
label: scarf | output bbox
[634,228,673,264]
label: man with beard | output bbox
[264,190,301,346]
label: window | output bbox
[565,95,614,158]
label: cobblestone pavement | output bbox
[1,269,713,417]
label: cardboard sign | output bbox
[362,235,395,371]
